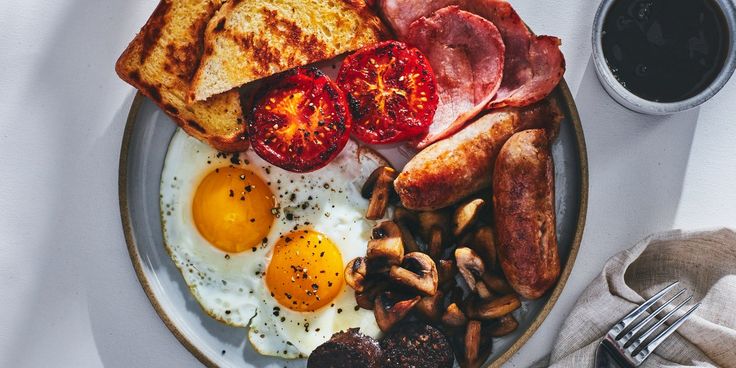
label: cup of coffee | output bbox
[592,0,736,114]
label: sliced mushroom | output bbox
[450,321,492,368]
[464,320,482,368]
[367,221,404,273]
[428,226,443,260]
[361,166,383,199]
[481,273,513,294]
[389,252,438,296]
[396,220,420,253]
[475,280,493,300]
[488,315,519,337]
[455,247,485,292]
[415,290,444,321]
[467,226,497,270]
[467,294,521,320]
[364,167,397,220]
[374,291,420,332]
[355,283,386,310]
[344,257,369,292]
[417,210,449,240]
[437,259,456,288]
[452,198,485,236]
[441,303,468,327]
[355,291,374,310]
[371,219,402,239]
[393,206,418,225]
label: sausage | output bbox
[394,100,561,210]
[307,328,383,368]
[493,129,559,299]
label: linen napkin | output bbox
[546,228,736,368]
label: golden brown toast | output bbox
[116,0,249,152]
[188,0,388,102]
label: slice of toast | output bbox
[116,0,249,152]
[188,0,388,102]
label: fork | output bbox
[594,281,700,368]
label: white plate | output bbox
[119,81,587,367]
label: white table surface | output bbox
[1,1,734,367]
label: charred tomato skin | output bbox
[248,67,352,173]
[338,41,439,144]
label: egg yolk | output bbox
[265,230,344,312]
[192,166,275,253]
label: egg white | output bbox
[161,128,384,358]
[161,130,264,326]
[246,146,383,358]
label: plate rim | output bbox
[118,79,588,368]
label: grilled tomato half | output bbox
[337,41,438,144]
[249,67,351,173]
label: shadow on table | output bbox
[574,55,700,277]
[84,95,202,368]
[0,1,205,367]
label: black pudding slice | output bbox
[307,328,382,368]
[381,322,454,368]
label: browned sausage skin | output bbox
[493,129,559,300]
[394,100,561,211]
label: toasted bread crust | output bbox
[188,0,388,102]
[116,0,249,152]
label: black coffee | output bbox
[602,0,729,102]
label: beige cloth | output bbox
[547,228,736,368]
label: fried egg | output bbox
[160,128,384,358]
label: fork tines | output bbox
[604,281,700,366]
